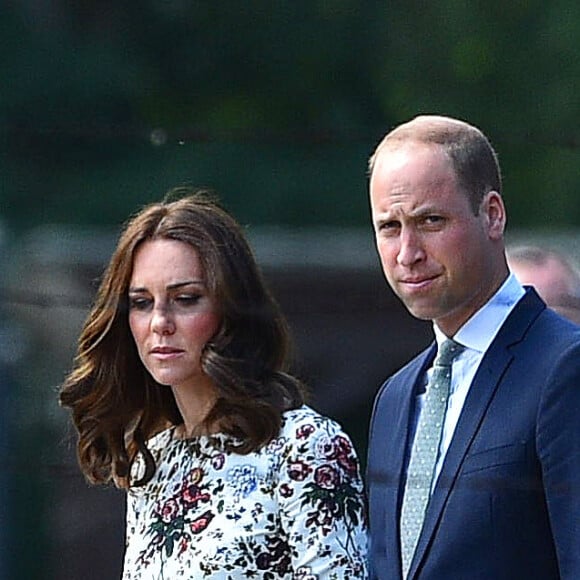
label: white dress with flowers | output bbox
[122,405,368,579]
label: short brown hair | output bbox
[369,115,502,213]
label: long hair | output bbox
[59,189,307,488]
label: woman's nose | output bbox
[150,306,176,335]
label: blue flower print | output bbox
[228,464,258,499]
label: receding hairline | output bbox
[368,115,488,174]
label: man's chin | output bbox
[401,300,441,322]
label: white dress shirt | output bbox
[412,274,526,490]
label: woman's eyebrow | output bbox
[128,280,206,293]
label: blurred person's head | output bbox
[369,115,508,336]
[507,245,580,323]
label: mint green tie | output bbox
[399,339,464,579]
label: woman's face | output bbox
[128,239,221,390]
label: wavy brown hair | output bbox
[59,189,307,488]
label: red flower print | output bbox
[177,536,189,556]
[190,510,214,534]
[314,465,340,490]
[159,498,180,523]
[181,468,211,506]
[332,435,357,474]
[333,435,352,455]
[296,424,315,439]
[182,483,211,506]
[287,460,312,481]
[279,483,294,498]
[336,451,358,475]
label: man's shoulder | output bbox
[486,289,579,351]
[522,304,580,346]
[535,309,580,357]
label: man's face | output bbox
[369,142,506,336]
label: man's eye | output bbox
[424,215,444,225]
[378,221,400,234]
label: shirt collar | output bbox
[434,273,525,354]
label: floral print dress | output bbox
[123,405,368,579]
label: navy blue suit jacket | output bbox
[367,288,580,579]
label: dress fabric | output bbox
[122,405,368,579]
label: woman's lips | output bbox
[150,346,184,359]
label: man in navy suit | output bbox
[366,115,580,579]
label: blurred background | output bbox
[1,1,580,578]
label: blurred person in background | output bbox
[507,244,580,324]
[366,114,580,579]
[59,189,368,579]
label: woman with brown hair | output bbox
[59,189,367,578]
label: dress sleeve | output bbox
[122,490,139,578]
[276,411,368,578]
[122,434,162,579]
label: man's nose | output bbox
[397,228,425,267]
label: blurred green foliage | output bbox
[2,1,579,233]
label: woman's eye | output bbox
[175,294,202,306]
[129,297,151,310]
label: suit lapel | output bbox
[396,348,437,575]
[408,289,544,578]
[390,348,436,486]
[370,345,435,577]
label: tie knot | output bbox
[435,339,464,367]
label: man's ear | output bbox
[481,190,506,240]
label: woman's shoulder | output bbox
[145,425,175,452]
[128,426,175,487]
[279,405,349,441]
[275,405,363,481]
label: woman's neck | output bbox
[170,375,219,438]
